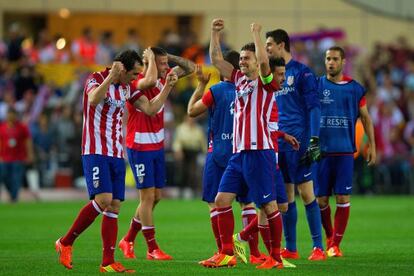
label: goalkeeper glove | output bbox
[300,136,321,166]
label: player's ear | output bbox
[342,58,346,66]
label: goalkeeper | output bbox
[265,28,325,261]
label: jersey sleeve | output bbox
[201,89,215,107]
[359,96,367,107]
[299,68,320,111]
[128,77,146,104]
[84,72,104,94]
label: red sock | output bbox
[267,211,282,262]
[124,218,142,242]
[142,226,159,252]
[61,200,102,246]
[333,203,350,247]
[240,216,258,241]
[210,209,221,252]
[320,204,333,240]
[259,224,271,254]
[241,207,260,257]
[217,207,234,256]
[101,211,118,266]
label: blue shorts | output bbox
[314,155,354,196]
[219,150,277,208]
[279,150,314,185]
[203,153,252,204]
[127,148,166,189]
[82,154,126,201]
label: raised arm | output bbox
[187,64,211,117]
[168,54,195,79]
[210,18,234,79]
[133,71,178,116]
[88,61,123,106]
[359,105,376,166]
[251,23,271,78]
[137,47,157,90]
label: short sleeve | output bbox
[85,72,104,94]
[201,89,214,107]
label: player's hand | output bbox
[195,64,211,85]
[142,47,154,64]
[166,71,178,87]
[250,23,262,33]
[284,133,300,151]
[366,145,376,166]
[109,61,124,81]
[300,136,321,166]
[212,19,224,32]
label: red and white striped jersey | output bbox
[125,73,166,151]
[82,69,142,158]
[231,69,279,153]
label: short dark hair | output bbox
[265,29,290,52]
[150,46,168,56]
[240,42,255,53]
[269,57,285,72]
[114,49,143,71]
[327,46,346,59]
[224,50,240,70]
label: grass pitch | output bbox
[0,196,413,275]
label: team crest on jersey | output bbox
[93,180,99,188]
[138,176,144,184]
[236,83,255,98]
[287,76,294,86]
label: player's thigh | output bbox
[109,157,126,201]
[278,152,292,184]
[203,153,225,203]
[127,148,155,189]
[333,155,354,195]
[275,168,288,205]
[154,149,166,189]
[314,157,333,197]
[82,154,113,199]
[218,153,244,195]
[243,150,277,208]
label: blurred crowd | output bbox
[1,23,414,202]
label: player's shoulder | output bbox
[211,80,235,91]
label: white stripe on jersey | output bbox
[83,103,91,154]
[134,129,165,144]
[94,103,103,155]
[250,88,258,150]
[105,86,115,157]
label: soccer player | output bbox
[187,54,266,265]
[55,49,178,272]
[202,19,283,270]
[315,46,376,257]
[265,29,326,260]
[233,58,299,268]
[119,47,195,260]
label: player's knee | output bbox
[215,194,231,208]
[95,196,113,209]
[317,197,329,208]
[262,200,278,215]
[336,195,350,204]
[278,203,288,213]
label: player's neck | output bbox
[284,52,292,64]
[327,73,344,83]
[247,71,259,81]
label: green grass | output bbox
[0,196,413,275]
